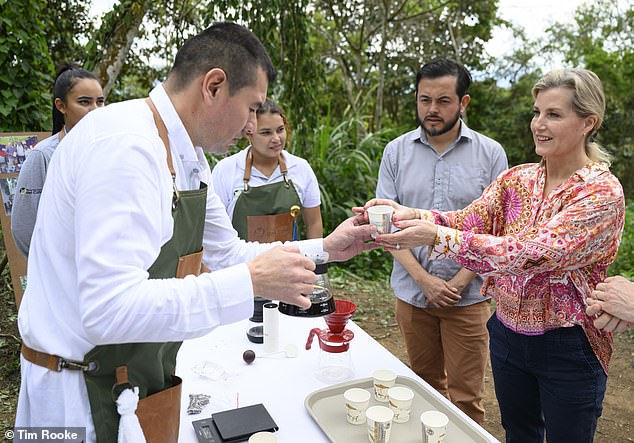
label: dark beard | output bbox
[418,107,461,137]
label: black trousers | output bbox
[488,314,607,443]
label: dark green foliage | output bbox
[544,0,634,199]
[107,55,166,103]
[294,117,397,229]
[468,73,541,167]
[0,0,55,131]
[310,0,502,131]
[203,0,322,148]
[288,115,402,276]
[43,0,94,66]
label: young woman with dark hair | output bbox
[11,63,104,257]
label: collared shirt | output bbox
[211,146,321,219]
[376,122,508,308]
[427,161,625,373]
[16,84,324,437]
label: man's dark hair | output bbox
[415,58,472,98]
[169,22,276,94]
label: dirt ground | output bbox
[0,269,633,442]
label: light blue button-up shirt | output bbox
[376,121,508,308]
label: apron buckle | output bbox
[59,358,98,372]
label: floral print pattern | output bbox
[425,161,625,374]
[502,187,523,224]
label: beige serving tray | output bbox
[305,376,499,443]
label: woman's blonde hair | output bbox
[532,68,611,164]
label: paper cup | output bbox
[344,388,371,425]
[420,410,448,443]
[373,369,397,402]
[367,205,394,238]
[366,405,394,443]
[387,386,414,423]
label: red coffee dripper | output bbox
[324,299,357,333]
[306,299,357,352]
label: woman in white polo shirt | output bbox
[211,99,322,242]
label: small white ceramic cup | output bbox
[344,387,371,425]
[248,431,278,443]
[372,369,397,402]
[420,410,449,443]
[387,385,414,423]
[366,405,394,443]
[367,205,394,238]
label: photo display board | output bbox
[0,132,51,307]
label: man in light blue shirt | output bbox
[376,58,508,424]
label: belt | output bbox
[21,344,97,372]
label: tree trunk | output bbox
[92,0,151,98]
[373,0,389,132]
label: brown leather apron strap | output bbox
[21,344,96,372]
[243,148,289,191]
[145,98,175,178]
[278,151,288,175]
[145,98,180,209]
[243,148,254,186]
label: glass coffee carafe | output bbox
[305,299,357,382]
[278,263,336,317]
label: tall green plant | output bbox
[43,0,94,67]
[469,72,540,167]
[294,115,401,278]
[203,0,322,147]
[0,0,54,131]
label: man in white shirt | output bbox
[16,22,376,442]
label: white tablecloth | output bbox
[176,313,498,442]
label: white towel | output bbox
[116,387,146,443]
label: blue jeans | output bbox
[488,314,607,443]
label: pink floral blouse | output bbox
[422,161,625,373]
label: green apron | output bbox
[231,147,302,242]
[82,99,207,442]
